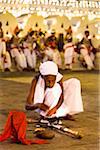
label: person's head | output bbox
[39,61,58,88]
[85,30,89,37]
[93,34,95,38]
[43,75,56,88]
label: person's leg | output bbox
[26,50,33,69]
[63,78,84,115]
[4,52,12,71]
[64,48,74,69]
[80,48,94,70]
[21,52,27,69]
[32,51,37,69]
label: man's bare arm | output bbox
[26,78,37,105]
[26,75,49,111]
[25,103,49,111]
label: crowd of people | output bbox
[0,22,99,72]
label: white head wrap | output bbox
[39,61,58,76]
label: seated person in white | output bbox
[25,61,83,120]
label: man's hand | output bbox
[46,107,57,116]
[25,103,49,111]
[25,103,39,110]
[39,103,49,111]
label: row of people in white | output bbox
[0,40,37,71]
[0,39,73,71]
[11,42,37,71]
[23,42,36,69]
[0,39,95,71]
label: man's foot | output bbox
[4,68,11,71]
[63,114,75,121]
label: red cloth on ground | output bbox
[0,110,47,145]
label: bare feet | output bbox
[63,114,75,121]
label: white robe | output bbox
[20,51,27,68]
[0,41,10,70]
[31,50,37,69]
[64,42,74,65]
[11,48,26,69]
[53,50,62,68]
[23,48,33,68]
[0,41,5,70]
[44,47,54,61]
[33,73,83,118]
[3,51,12,69]
[80,45,94,70]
